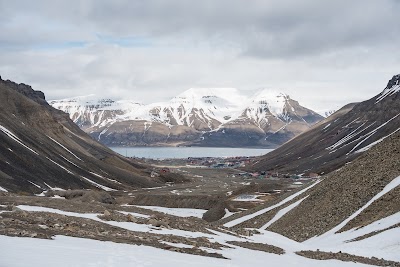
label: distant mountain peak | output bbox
[376,74,400,103]
[385,74,400,89]
[249,89,290,116]
[50,87,323,147]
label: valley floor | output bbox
[0,164,399,267]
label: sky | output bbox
[0,0,399,114]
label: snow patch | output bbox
[81,176,116,192]
[135,205,207,219]
[224,180,320,227]
[0,186,8,192]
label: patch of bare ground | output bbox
[233,192,308,229]
[296,250,400,267]
[347,224,400,242]
[227,241,285,255]
[218,181,314,226]
[0,194,223,234]
[0,208,227,259]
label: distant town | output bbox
[132,156,320,180]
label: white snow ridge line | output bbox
[355,127,400,153]
[260,195,309,230]
[47,135,82,161]
[321,175,400,237]
[46,157,74,174]
[224,180,320,227]
[347,113,400,154]
[0,125,39,155]
[81,176,116,192]
[0,186,8,192]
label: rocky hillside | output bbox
[249,74,400,174]
[222,129,400,245]
[50,89,323,147]
[0,76,169,194]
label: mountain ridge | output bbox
[50,88,323,147]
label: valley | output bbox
[0,75,399,266]
[2,1,399,266]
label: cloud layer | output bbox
[1,0,399,113]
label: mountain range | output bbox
[50,88,323,147]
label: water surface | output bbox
[109,146,273,159]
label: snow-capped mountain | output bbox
[49,95,144,129]
[50,89,323,147]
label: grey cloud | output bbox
[2,0,400,58]
[0,0,399,114]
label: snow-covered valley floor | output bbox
[1,176,399,267]
[1,196,399,266]
[0,233,375,267]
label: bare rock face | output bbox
[126,214,138,223]
[50,89,323,148]
[202,203,227,222]
[250,74,400,175]
[103,210,111,217]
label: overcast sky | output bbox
[1,0,399,114]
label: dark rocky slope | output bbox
[0,77,163,194]
[221,130,399,242]
[250,74,400,174]
[267,130,400,241]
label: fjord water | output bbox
[109,146,273,159]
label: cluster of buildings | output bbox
[185,156,320,180]
[186,156,252,168]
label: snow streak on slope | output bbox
[260,196,309,230]
[224,180,320,227]
[319,175,400,237]
[81,176,116,192]
[0,186,8,192]
[46,157,74,174]
[376,83,400,103]
[47,135,82,161]
[0,125,39,155]
[355,127,400,153]
[325,113,400,155]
